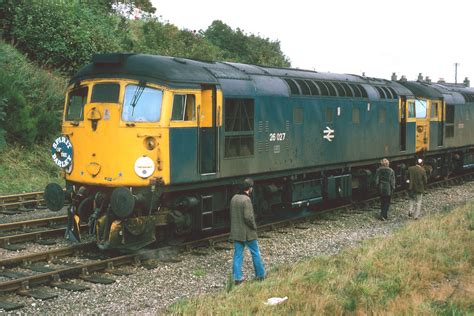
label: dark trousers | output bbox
[380,195,391,219]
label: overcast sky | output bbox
[151,0,473,84]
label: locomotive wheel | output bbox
[44,183,65,211]
[111,187,135,219]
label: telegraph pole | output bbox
[454,62,460,84]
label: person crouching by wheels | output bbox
[375,158,396,221]
[407,158,428,219]
[230,178,265,285]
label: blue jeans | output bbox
[233,240,265,281]
[409,192,423,219]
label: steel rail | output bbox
[0,191,45,213]
[0,224,88,247]
[0,215,67,231]
[0,242,161,293]
[0,191,44,203]
[0,242,97,269]
[0,252,137,293]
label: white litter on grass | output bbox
[264,296,288,306]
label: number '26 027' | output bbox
[269,132,286,142]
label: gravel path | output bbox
[1,181,473,314]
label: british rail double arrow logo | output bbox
[323,126,335,142]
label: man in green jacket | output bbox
[230,178,265,285]
[407,158,428,219]
[375,158,396,221]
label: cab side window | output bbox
[431,102,439,118]
[408,101,416,118]
[66,86,88,121]
[171,94,195,121]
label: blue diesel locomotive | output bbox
[45,54,474,250]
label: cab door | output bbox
[399,97,408,151]
[199,85,218,175]
[430,100,444,148]
[408,99,430,152]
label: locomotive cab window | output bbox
[408,101,416,118]
[66,86,88,121]
[122,84,163,122]
[171,94,195,121]
[431,102,439,118]
[415,100,427,118]
[91,83,120,103]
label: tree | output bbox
[127,18,222,61]
[203,20,290,67]
[102,0,157,15]
[9,1,124,73]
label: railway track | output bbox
[0,235,218,310]
[0,191,47,215]
[0,171,473,311]
[0,216,87,251]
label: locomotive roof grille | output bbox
[374,86,398,99]
[461,93,474,103]
[387,87,398,98]
[284,78,368,98]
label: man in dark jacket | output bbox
[407,158,428,219]
[230,178,265,285]
[375,158,396,220]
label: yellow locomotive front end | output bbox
[46,78,176,251]
[62,79,169,187]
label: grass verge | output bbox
[0,143,64,195]
[169,202,474,315]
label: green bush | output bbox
[0,40,65,146]
[10,1,124,73]
[0,77,36,145]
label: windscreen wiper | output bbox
[129,80,146,117]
